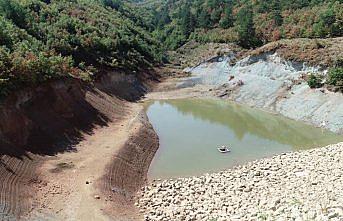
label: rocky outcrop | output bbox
[188,52,343,133]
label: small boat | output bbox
[217,145,231,153]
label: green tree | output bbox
[157,5,171,29]
[180,4,195,36]
[236,6,261,48]
[313,6,339,37]
[307,74,323,88]
[210,8,221,24]
[102,0,121,10]
[271,0,283,26]
[198,7,211,28]
[0,0,29,29]
[328,67,343,86]
[219,3,234,28]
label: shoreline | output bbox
[137,142,343,221]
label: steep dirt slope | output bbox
[26,104,158,221]
[0,71,158,220]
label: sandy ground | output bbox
[27,103,143,221]
[145,76,214,101]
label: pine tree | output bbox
[157,5,171,29]
[236,6,261,48]
[219,2,234,28]
[271,0,283,26]
[180,4,195,36]
[198,7,211,28]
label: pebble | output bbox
[137,142,343,220]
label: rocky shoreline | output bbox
[137,142,343,221]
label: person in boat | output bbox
[220,145,227,150]
[218,145,230,153]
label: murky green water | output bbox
[146,99,343,179]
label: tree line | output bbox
[146,0,342,49]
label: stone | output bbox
[136,143,343,221]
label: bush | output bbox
[327,67,343,86]
[0,0,163,98]
[307,73,323,88]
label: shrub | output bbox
[327,67,343,86]
[0,0,163,98]
[307,73,323,88]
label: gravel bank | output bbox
[137,142,343,221]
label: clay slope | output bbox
[99,112,159,220]
[0,154,38,221]
[0,71,152,220]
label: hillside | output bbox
[0,0,162,97]
[145,0,343,49]
[0,0,343,220]
[0,0,342,98]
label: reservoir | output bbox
[146,98,343,179]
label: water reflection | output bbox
[146,99,343,179]
[163,99,341,148]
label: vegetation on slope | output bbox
[239,37,343,91]
[0,0,342,97]
[0,0,162,97]
[145,0,343,50]
[307,67,343,92]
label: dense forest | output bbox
[0,0,342,97]
[0,0,162,97]
[146,0,342,49]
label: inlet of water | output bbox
[146,98,343,179]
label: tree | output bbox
[157,5,171,29]
[313,5,339,37]
[180,4,195,36]
[236,6,261,48]
[0,0,29,29]
[210,8,221,24]
[271,0,283,26]
[219,3,234,28]
[198,7,211,28]
[102,0,121,10]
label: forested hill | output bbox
[0,0,162,97]
[145,0,342,49]
[0,0,342,97]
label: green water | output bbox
[146,99,343,179]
